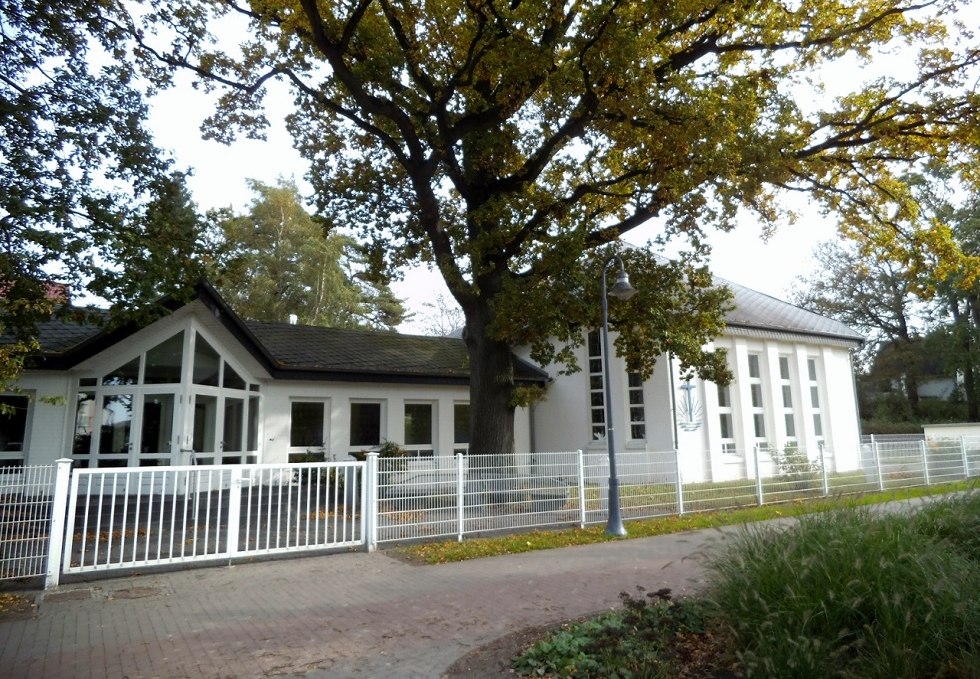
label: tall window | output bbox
[808,358,824,440]
[717,383,736,455]
[404,402,434,458]
[747,353,766,441]
[627,372,646,440]
[350,401,383,450]
[587,331,606,441]
[779,356,796,440]
[0,395,30,467]
[453,402,470,455]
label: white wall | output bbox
[14,372,73,466]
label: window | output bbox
[778,354,796,443]
[290,401,325,448]
[144,332,184,384]
[747,353,766,443]
[350,401,383,449]
[193,335,220,386]
[807,358,824,442]
[627,372,646,440]
[716,383,736,454]
[404,403,434,458]
[0,395,30,467]
[453,403,470,455]
[587,331,606,441]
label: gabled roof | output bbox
[16,282,550,385]
[720,278,863,345]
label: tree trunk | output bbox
[463,302,516,469]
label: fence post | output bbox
[456,453,465,542]
[920,440,931,486]
[819,442,829,497]
[577,450,587,528]
[364,453,379,552]
[961,436,971,480]
[44,459,73,590]
[673,449,685,515]
[872,435,885,492]
[226,467,243,561]
[753,444,764,506]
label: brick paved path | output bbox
[1,529,731,679]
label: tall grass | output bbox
[704,493,980,678]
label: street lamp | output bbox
[600,255,637,537]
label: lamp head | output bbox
[608,269,637,301]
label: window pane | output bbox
[223,397,244,452]
[590,375,603,390]
[748,354,760,378]
[224,362,246,390]
[782,385,793,408]
[751,384,763,408]
[591,392,604,407]
[628,372,642,388]
[630,406,644,422]
[193,334,220,386]
[290,402,324,448]
[717,384,730,408]
[103,357,139,386]
[404,403,432,445]
[588,330,601,357]
[808,359,818,381]
[811,386,820,408]
[630,424,646,439]
[247,396,260,451]
[589,358,602,373]
[140,394,175,457]
[193,394,218,453]
[813,414,823,437]
[453,403,470,445]
[753,413,766,438]
[100,394,133,455]
[350,402,381,447]
[144,331,184,384]
[0,395,29,452]
[784,414,796,438]
[73,391,96,456]
[719,413,733,439]
[779,356,790,380]
[628,390,643,405]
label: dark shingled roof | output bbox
[721,278,863,344]
[245,320,548,382]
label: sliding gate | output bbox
[62,461,366,576]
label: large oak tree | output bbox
[120,1,978,457]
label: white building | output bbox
[2,280,862,480]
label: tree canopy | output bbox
[121,0,980,457]
[208,178,407,329]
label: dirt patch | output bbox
[108,586,164,600]
[444,622,564,678]
[0,592,37,621]
[42,589,93,603]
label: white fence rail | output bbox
[2,438,978,588]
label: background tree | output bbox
[210,179,406,329]
[126,1,978,458]
[0,1,174,388]
[792,240,926,417]
[414,295,466,337]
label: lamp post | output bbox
[600,255,637,536]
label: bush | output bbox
[704,497,980,678]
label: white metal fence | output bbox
[2,438,978,588]
[0,465,57,580]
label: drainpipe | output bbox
[668,353,679,451]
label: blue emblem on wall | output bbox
[677,381,703,432]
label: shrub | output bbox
[704,500,980,678]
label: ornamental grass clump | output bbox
[704,496,980,678]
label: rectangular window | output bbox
[719,413,733,439]
[807,358,818,381]
[750,383,763,408]
[810,386,820,408]
[753,413,766,438]
[453,403,469,454]
[587,330,606,441]
[779,356,790,380]
[72,391,96,461]
[223,397,244,454]
[717,384,730,408]
[350,401,382,448]
[627,372,645,440]
[290,401,325,448]
[247,396,260,452]
[748,353,761,378]
[784,413,796,438]
[0,395,29,466]
[144,331,184,384]
[813,413,823,437]
[782,385,793,408]
[404,403,434,458]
